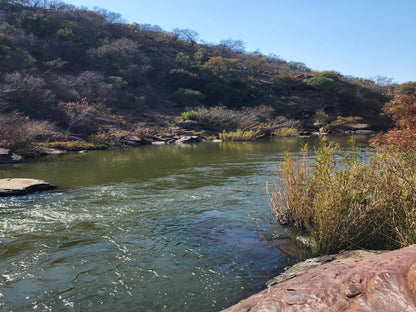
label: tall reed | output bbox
[267,138,416,258]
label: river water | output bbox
[0,136,369,311]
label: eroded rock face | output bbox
[222,245,416,312]
[0,178,56,196]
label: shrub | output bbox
[180,110,198,120]
[171,88,205,107]
[0,113,59,150]
[58,98,96,133]
[179,106,276,131]
[305,71,340,91]
[267,138,416,258]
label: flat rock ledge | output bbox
[222,245,416,312]
[0,148,23,164]
[0,178,56,197]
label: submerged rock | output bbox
[222,245,416,312]
[0,148,23,164]
[0,178,56,197]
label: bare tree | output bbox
[173,28,199,46]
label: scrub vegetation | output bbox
[1,0,411,154]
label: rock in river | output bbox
[0,148,23,164]
[222,245,416,312]
[0,178,56,197]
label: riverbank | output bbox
[0,119,375,164]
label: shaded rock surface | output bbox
[222,245,416,312]
[0,148,23,164]
[0,178,56,196]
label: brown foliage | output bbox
[0,113,58,150]
[371,92,416,150]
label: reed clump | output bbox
[219,129,264,141]
[267,137,416,259]
[272,127,299,137]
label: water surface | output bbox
[0,136,369,311]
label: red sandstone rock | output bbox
[222,245,416,312]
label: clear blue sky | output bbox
[64,0,416,83]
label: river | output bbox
[0,136,370,311]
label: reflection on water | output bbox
[0,136,369,311]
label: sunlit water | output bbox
[0,136,369,311]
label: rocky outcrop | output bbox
[0,148,23,164]
[120,135,152,146]
[222,245,416,312]
[0,178,56,196]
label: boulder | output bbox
[0,178,56,197]
[0,148,23,164]
[222,245,416,312]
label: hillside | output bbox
[0,0,404,151]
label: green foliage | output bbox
[57,27,74,40]
[171,88,205,107]
[305,73,337,91]
[395,81,416,95]
[180,110,198,120]
[175,52,192,69]
[267,138,416,258]
[193,48,206,65]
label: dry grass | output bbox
[219,129,264,141]
[272,127,299,137]
[267,137,416,258]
